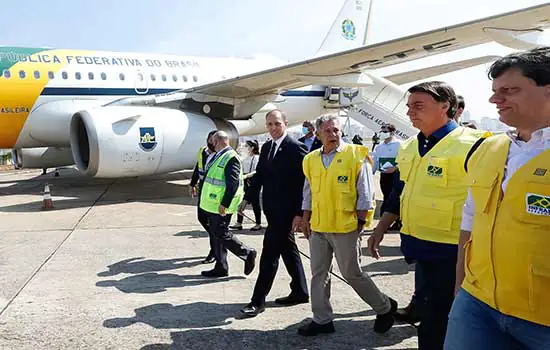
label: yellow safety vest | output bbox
[197,146,207,180]
[397,127,490,244]
[303,143,374,233]
[462,134,550,326]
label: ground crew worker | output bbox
[199,131,257,278]
[298,114,397,337]
[445,47,550,349]
[190,130,217,264]
[368,81,490,349]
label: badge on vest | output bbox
[427,165,443,177]
[534,168,547,176]
[526,193,550,216]
[209,193,218,200]
[337,175,349,183]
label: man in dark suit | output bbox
[239,109,309,317]
[298,120,322,152]
[189,130,218,264]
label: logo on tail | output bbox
[341,19,356,40]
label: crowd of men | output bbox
[188,47,550,349]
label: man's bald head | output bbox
[212,130,230,151]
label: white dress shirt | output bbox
[268,131,288,159]
[461,127,550,231]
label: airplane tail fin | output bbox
[315,0,373,57]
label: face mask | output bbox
[379,132,391,140]
[302,127,310,135]
[207,143,215,152]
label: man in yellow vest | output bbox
[367,81,490,349]
[445,48,550,349]
[298,114,397,336]
[199,131,257,278]
[189,130,217,264]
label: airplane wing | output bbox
[179,3,550,99]
[384,55,502,85]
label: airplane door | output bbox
[134,70,149,95]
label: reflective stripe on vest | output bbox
[462,133,550,326]
[197,146,206,179]
[303,143,374,233]
[397,127,490,244]
[199,149,244,214]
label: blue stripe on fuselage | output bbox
[40,87,326,97]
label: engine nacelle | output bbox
[12,147,74,169]
[69,106,238,178]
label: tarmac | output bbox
[0,167,417,349]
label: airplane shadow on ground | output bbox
[0,168,196,213]
[174,228,265,240]
[138,317,417,350]
[96,272,244,294]
[362,257,414,277]
[97,256,206,277]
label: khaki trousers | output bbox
[309,230,390,325]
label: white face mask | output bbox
[379,132,391,140]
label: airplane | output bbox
[2,0,550,178]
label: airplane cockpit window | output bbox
[48,71,55,79]
[172,74,178,82]
[3,70,10,78]
[161,74,167,82]
[62,71,68,79]
[119,73,125,81]
[75,72,81,80]
[193,75,198,82]
[182,75,188,82]
[88,72,94,80]
[34,71,40,79]
[150,74,156,81]
[101,72,107,80]
[19,70,26,79]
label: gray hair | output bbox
[315,114,340,131]
[212,130,229,144]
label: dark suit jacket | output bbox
[298,135,322,153]
[190,147,210,188]
[246,135,307,225]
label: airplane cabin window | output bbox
[150,74,156,81]
[3,70,10,78]
[182,75,188,82]
[119,73,125,81]
[137,72,144,81]
[172,74,178,82]
[62,71,68,79]
[48,71,55,79]
[88,72,94,80]
[34,71,40,79]
[101,72,107,80]
[75,72,81,80]
[161,74,167,82]
[19,70,26,79]
[193,75,198,82]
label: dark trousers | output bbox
[209,213,252,273]
[416,259,456,350]
[197,190,215,259]
[250,221,309,306]
[411,261,427,306]
[237,180,262,224]
[379,172,395,215]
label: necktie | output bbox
[268,141,277,160]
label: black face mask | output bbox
[207,143,215,152]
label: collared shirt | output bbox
[386,120,460,261]
[373,138,402,173]
[303,135,316,151]
[268,131,288,159]
[301,142,375,211]
[461,126,550,231]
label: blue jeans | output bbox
[445,289,550,350]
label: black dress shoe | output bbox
[202,256,215,264]
[297,321,335,336]
[201,269,228,278]
[373,297,398,334]
[274,295,309,305]
[240,303,265,318]
[244,250,257,275]
[394,300,423,324]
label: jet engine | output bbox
[69,106,238,178]
[12,147,74,169]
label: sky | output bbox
[1,0,549,120]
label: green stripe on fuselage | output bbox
[0,46,50,73]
